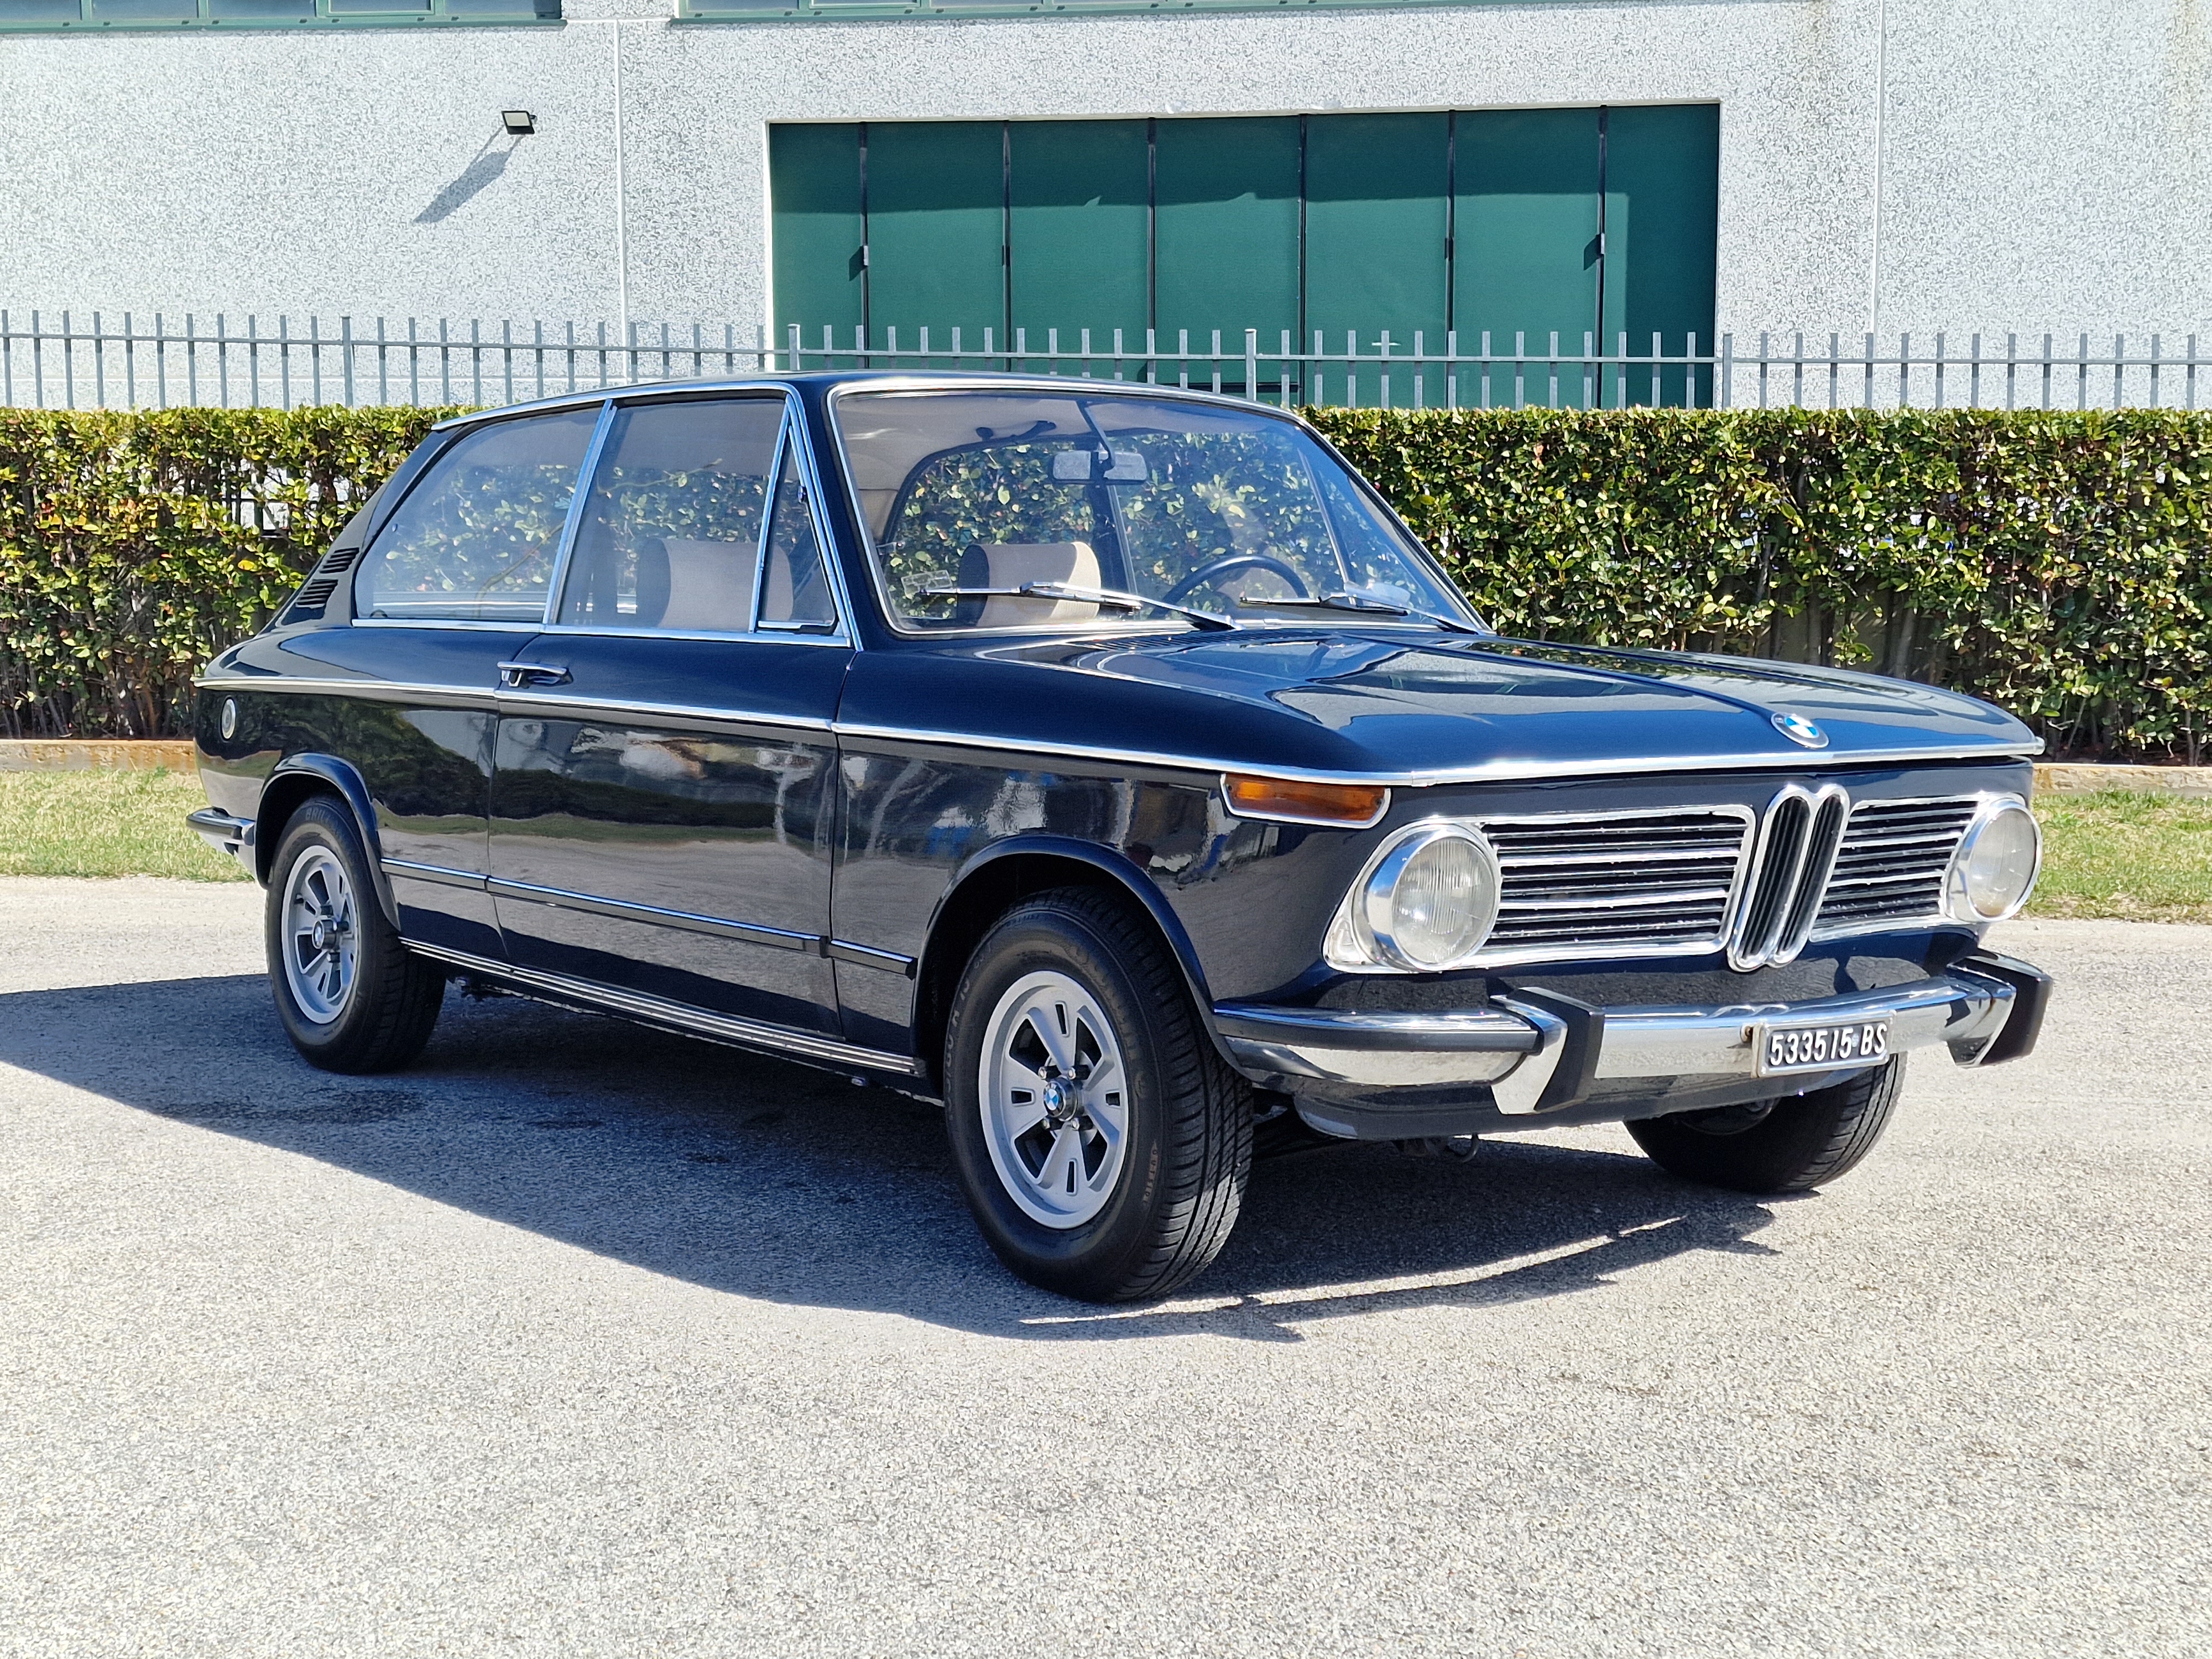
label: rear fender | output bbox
[258,753,399,929]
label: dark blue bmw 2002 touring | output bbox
[190,374,2051,1301]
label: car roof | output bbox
[429,371,1300,432]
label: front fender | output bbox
[924,832,1229,1058]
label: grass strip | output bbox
[2028,789,2212,924]
[0,769,247,881]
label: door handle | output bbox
[497,661,571,688]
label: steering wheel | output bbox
[1160,553,1311,608]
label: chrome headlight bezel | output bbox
[1943,796,2042,923]
[1324,821,1502,973]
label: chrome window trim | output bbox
[539,397,621,627]
[352,618,542,634]
[531,622,851,648]
[353,400,611,627]
[426,375,795,432]
[402,939,921,1077]
[539,387,856,644]
[820,376,1480,641]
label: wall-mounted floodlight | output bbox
[502,111,537,137]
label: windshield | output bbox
[831,388,1480,632]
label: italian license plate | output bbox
[1752,1016,1891,1077]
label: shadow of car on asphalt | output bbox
[1,973,1787,1341]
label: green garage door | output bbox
[769,107,1718,405]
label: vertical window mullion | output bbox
[751,412,792,634]
[1146,117,1158,338]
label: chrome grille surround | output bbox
[1326,790,2005,974]
[1726,784,1852,969]
[1465,805,1758,969]
[1810,794,1985,938]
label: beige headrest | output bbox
[977,542,1101,627]
[659,538,757,633]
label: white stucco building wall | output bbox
[2,0,2207,343]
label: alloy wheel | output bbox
[977,969,1131,1229]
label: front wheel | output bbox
[264,797,445,1074]
[943,889,1253,1302]
[1625,1056,1907,1194]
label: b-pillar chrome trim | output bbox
[402,940,923,1078]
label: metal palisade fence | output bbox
[2,309,2206,413]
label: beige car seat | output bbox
[658,537,759,632]
[975,542,1103,627]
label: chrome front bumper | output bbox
[1212,953,2050,1119]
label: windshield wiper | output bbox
[917,582,1238,632]
[1239,591,1483,634]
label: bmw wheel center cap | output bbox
[1772,711,1829,749]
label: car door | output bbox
[334,403,603,957]
[486,391,851,1037]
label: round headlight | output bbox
[1361,827,1500,971]
[1949,800,2042,921]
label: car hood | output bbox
[847,628,2039,784]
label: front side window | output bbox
[832,389,1473,632]
[355,408,599,623]
[557,395,839,635]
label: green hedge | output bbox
[0,407,450,739]
[2,404,2208,758]
[1314,407,2212,762]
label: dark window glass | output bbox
[839,389,1470,632]
[758,447,837,630]
[0,1,88,18]
[557,397,784,634]
[207,0,317,15]
[89,0,197,17]
[355,408,598,623]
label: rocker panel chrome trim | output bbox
[383,857,489,893]
[484,875,819,951]
[402,940,922,1076]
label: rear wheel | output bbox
[943,888,1252,1302]
[1625,1056,1906,1194]
[265,797,445,1074]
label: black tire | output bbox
[1625,1055,1906,1194]
[264,796,445,1074]
[943,888,1253,1302]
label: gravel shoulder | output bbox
[2,880,2206,1658]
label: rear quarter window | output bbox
[354,407,601,623]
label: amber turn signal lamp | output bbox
[1221,774,1390,828]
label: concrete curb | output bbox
[0,739,199,773]
[2036,762,2212,797]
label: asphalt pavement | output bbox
[1,877,2205,1657]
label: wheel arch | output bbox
[911,836,1224,1094]
[255,754,400,929]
